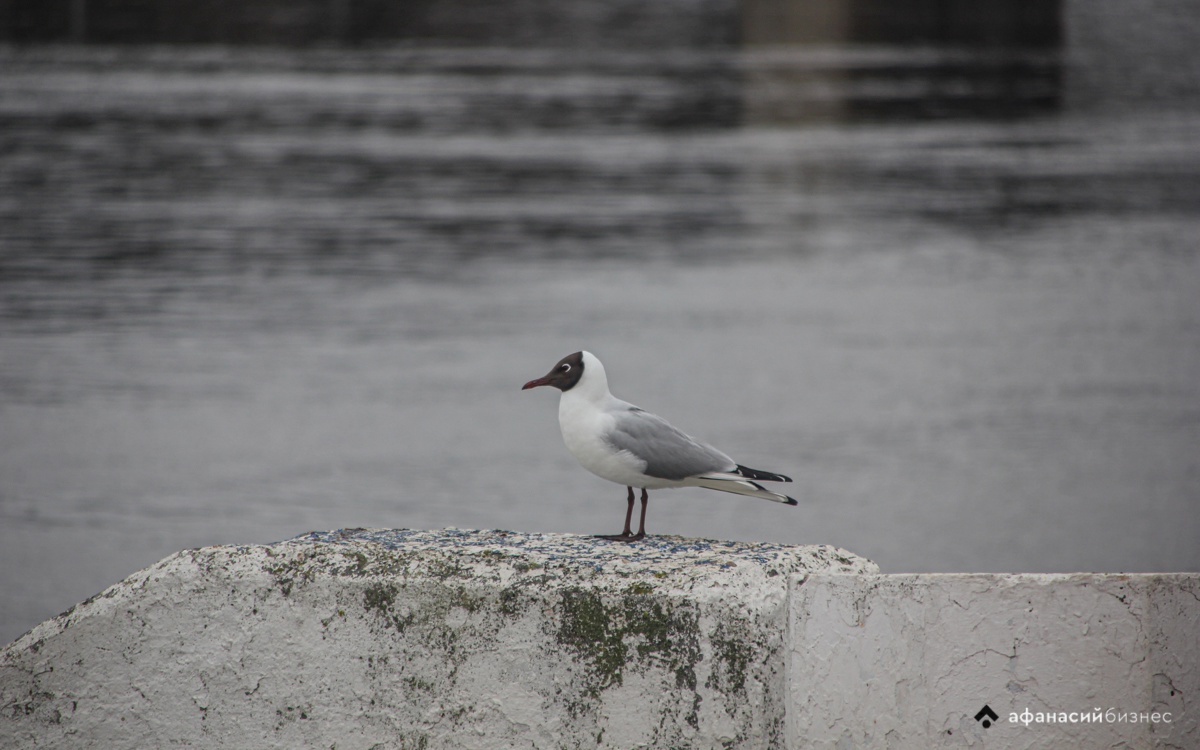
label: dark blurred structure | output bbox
[2,0,738,46]
[743,0,1059,47]
[0,0,1064,123]
[740,1,1061,123]
[3,0,1058,48]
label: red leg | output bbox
[597,487,637,541]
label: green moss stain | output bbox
[704,616,785,747]
[556,586,702,703]
[708,633,753,695]
[396,732,429,750]
[558,588,627,694]
[252,538,793,744]
[263,554,319,597]
[446,585,485,614]
[498,586,525,617]
[497,574,549,617]
[403,675,435,694]
[363,582,397,614]
[363,582,416,632]
[425,556,468,580]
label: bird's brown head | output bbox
[522,351,585,392]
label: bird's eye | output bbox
[559,363,571,372]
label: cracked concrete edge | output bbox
[787,572,1200,749]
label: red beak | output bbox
[522,377,550,390]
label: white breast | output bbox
[558,390,663,488]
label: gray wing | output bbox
[604,407,736,481]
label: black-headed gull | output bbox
[522,351,797,541]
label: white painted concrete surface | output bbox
[790,573,1199,748]
[1,529,1196,749]
[0,529,873,749]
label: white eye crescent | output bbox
[559,363,571,372]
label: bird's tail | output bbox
[687,473,798,505]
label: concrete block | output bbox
[0,528,873,749]
[789,573,1200,748]
[6,530,1196,748]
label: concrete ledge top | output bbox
[5,528,876,654]
[290,527,878,588]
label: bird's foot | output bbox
[594,531,646,543]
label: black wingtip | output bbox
[735,464,793,483]
[745,479,798,505]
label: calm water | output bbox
[2,40,1199,644]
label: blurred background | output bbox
[2,0,1199,644]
